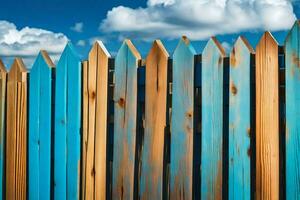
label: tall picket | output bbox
[54,43,81,199]
[29,51,54,200]
[229,37,254,199]
[139,40,169,200]
[6,58,27,200]
[256,32,279,200]
[112,40,141,199]
[201,37,226,199]
[285,20,300,199]
[170,36,195,200]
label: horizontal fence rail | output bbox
[0,20,299,200]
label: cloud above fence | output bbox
[100,0,297,40]
[0,20,68,66]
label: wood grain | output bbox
[255,32,279,200]
[139,40,169,200]
[6,58,27,200]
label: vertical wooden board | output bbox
[6,58,27,200]
[66,43,81,199]
[81,60,88,200]
[256,32,279,200]
[139,40,169,200]
[0,60,6,200]
[94,41,110,200]
[54,45,68,199]
[201,37,226,199]
[170,36,195,200]
[113,40,141,200]
[229,37,254,200]
[285,21,300,199]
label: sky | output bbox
[0,0,299,67]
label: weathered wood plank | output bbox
[112,40,141,200]
[170,36,195,200]
[201,37,226,200]
[285,20,300,199]
[139,40,169,200]
[29,51,54,200]
[55,43,81,199]
[0,60,6,200]
[229,36,254,200]
[256,32,279,200]
[6,58,27,200]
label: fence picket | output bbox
[170,36,195,200]
[0,60,6,200]
[285,20,300,199]
[201,37,226,199]
[112,40,141,199]
[256,32,279,200]
[54,43,81,199]
[6,58,27,200]
[229,37,254,200]
[29,51,54,200]
[139,40,169,200]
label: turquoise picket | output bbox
[229,37,254,200]
[201,37,226,199]
[170,36,196,200]
[54,42,81,199]
[29,51,54,200]
[112,40,141,199]
[285,20,300,199]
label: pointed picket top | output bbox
[8,58,27,82]
[32,50,55,70]
[203,37,226,57]
[285,20,300,45]
[234,36,255,54]
[174,36,196,56]
[90,40,111,58]
[117,39,141,61]
[257,31,278,51]
[231,36,254,68]
[147,40,169,60]
[59,42,80,63]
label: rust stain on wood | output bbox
[230,81,237,95]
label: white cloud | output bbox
[100,0,297,41]
[77,39,86,46]
[71,22,83,33]
[0,20,68,67]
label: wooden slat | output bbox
[112,40,141,199]
[170,36,195,200]
[256,32,279,200]
[82,41,110,200]
[29,51,54,200]
[55,43,81,199]
[201,37,226,199]
[139,40,169,200]
[285,20,300,199]
[0,59,6,200]
[6,58,27,200]
[229,36,254,199]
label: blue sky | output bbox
[0,0,299,67]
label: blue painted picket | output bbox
[29,51,54,200]
[112,40,141,199]
[229,37,254,200]
[285,20,300,199]
[0,60,6,200]
[201,37,226,199]
[170,36,196,200]
[54,42,81,199]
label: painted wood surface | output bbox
[29,51,54,200]
[6,58,27,200]
[0,60,6,200]
[201,37,226,200]
[139,40,169,200]
[54,42,81,200]
[285,20,300,199]
[170,36,195,200]
[112,40,141,199]
[82,41,110,200]
[229,37,254,200]
[256,32,279,200]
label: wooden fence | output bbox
[0,21,299,200]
